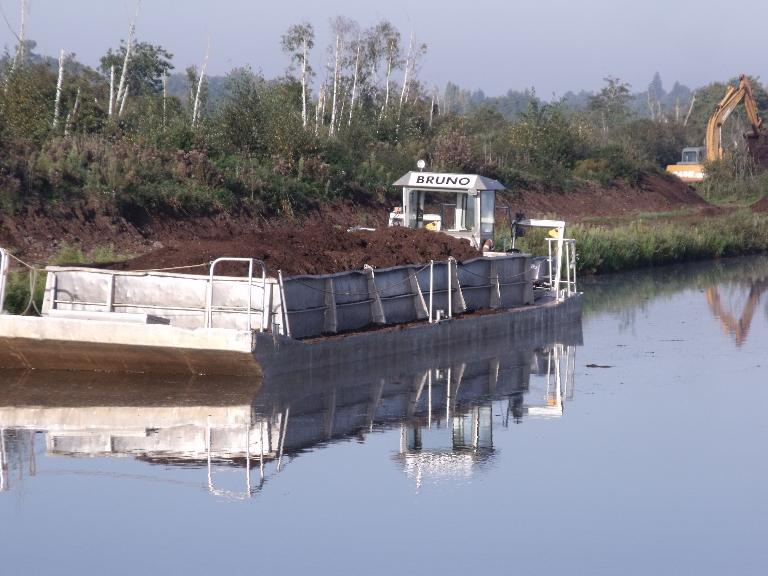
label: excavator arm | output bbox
[705,75,764,162]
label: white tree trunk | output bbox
[52,49,65,128]
[119,84,129,116]
[17,0,27,67]
[348,38,361,126]
[192,40,210,128]
[301,38,308,129]
[108,65,115,116]
[65,87,80,136]
[399,32,413,114]
[380,41,394,121]
[115,22,135,116]
[329,34,341,137]
[429,91,435,127]
[162,73,168,128]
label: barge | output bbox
[0,171,581,375]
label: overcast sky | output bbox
[0,0,765,97]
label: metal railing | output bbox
[206,257,267,331]
[546,238,577,298]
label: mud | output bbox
[108,224,482,276]
[0,171,712,271]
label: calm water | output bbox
[1,256,767,575]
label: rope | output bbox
[123,262,212,273]
[21,267,41,316]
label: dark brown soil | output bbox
[752,195,768,212]
[108,224,481,276]
[0,171,713,271]
[499,173,708,220]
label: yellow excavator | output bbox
[666,74,766,183]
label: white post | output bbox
[277,270,291,337]
[447,259,453,318]
[428,260,434,323]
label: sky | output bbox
[0,0,765,97]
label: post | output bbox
[277,270,291,338]
[447,258,452,319]
[246,259,253,331]
[428,260,434,323]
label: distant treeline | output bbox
[1,12,767,221]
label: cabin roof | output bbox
[393,171,506,191]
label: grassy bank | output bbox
[511,210,768,274]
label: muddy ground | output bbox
[108,225,481,276]
[0,172,734,275]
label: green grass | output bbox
[498,210,768,275]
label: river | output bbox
[1,256,767,575]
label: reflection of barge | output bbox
[0,321,581,497]
[0,172,580,375]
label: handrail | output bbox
[546,238,577,298]
[206,257,267,332]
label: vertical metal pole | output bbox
[260,264,267,333]
[206,415,213,492]
[428,260,434,323]
[565,242,571,296]
[547,240,553,291]
[447,259,452,319]
[571,241,578,294]
[277,270,291,338]
[245,422,251,497]
[428,370,432,429]
[247,259,253,331]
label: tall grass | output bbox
[501,210,768,274]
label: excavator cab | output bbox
[680,147,706,164]
[666,146,706,182]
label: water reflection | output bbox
[0,327,581,499]
[705,278,768,347]
[583,255,768,347]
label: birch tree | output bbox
[192,39,210,128]
[52,49,65,128]
[281,22,315,129]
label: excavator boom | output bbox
[668,74,766,181]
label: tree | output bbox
[588,76,632,136]
[99,41,174,97]
[281,22,315,129]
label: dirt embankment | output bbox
[499,173,710,220]
[0,171,716,272]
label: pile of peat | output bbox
[107,224,481,276]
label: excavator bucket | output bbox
[746,133,768,169]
